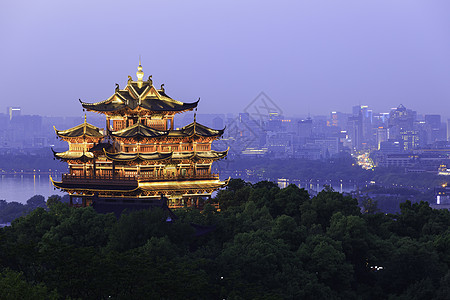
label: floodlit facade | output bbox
[52,62,228,210]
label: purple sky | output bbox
[2,1,450,118]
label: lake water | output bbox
[0,174,360,204]
[278,179,358,194]
[0,174,66,204]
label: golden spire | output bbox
[136,56,144,88]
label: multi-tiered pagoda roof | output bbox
[80,77,199,114]
[51,61,228,211]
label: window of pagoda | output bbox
[69,141,95,152]
[165,166,177,178]
[128,118,135,126]
[139,165,155,178]
[196,142,211,151]
[113,119,125,131]
[146,118,166,131]
[139,144,155,152]
[71,167,83,177]
[196,164,209,176]
[120,167,137,178]
[180,143,189,151]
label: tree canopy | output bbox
[1,180,450,299]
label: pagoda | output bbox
[51,61,228,211]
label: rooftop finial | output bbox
[136,56,144,87]
[148,75,153,86]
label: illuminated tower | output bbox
[52,62,228,210]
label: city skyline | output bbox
[1,102,449,120]
[2,1,450,118]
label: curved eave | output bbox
[172,153,196,160]
[111,123,169,139]
[79,97,114,106]
[79,98,120,111]
[178,121,225,138]
[189,131,224,139]
[80,97,199,114]
[51,176,140,193]
[81,102,127,113]
[53,124,104,139]
[89,143,113,152]
[138,178,228,192]
[52,149,94,161]
[197,128,224,138]
[139,98,200,112]
[103,150,173,162]
[55,132,104,139]
[195,148,229,160]
[167,130,224,140]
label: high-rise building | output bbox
[447,119,450,142]
[376,127,389,150]
[349,105,374,149]
[347,114,363,151]
[6,107,21,120]
[400,130,420,151]
[425,114,441,144]
[387,104,417,145]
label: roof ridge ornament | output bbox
[128,76,132,84]
[160,84,165,93]
[115,83,119,92]
[148,75,153,86]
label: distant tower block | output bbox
[51,61,229,211]
[447,119,450,142]
[6,107,21,120]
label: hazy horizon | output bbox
[2,1,450,118]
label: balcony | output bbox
[137,173,220,181]
[61,172,220,184]
[61,174,137,185]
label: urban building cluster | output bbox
[2,101,450,207]
[3,103,450,175]
[0,107,104,151]
[210,104,450,173]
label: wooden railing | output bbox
[137,173,219,180]
[62,174,136,181]
[61,173,220,182]
[61,174,137,185]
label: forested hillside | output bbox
[1,179,450,299]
